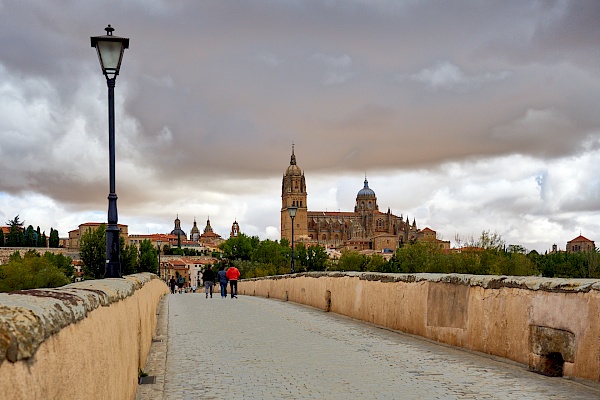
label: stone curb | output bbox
[244,271,600,293]
[0,273,158,364]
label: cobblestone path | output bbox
[137,294,600,399]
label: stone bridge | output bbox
[1,272,600,399]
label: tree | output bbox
[334,250,368,272]
[305,245,328,271]
[0,253,70,292]
[0,227,4,247]
[49,228,60,248]
[24,225,36,247]
[121,241,139,276]
[36,226,42,247]
[252,239,288,274]
[219,233,255,261]
[6,215,25,247]
[139,239,158,273]
[79,224,106,279]
[43,252,74,279]
[365,253,387,272]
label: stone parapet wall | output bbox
[0,247,76,265]
[0,273,169,400]
[240,272,600,382]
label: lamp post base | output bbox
[105,261,122,278]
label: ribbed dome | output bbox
[286,164,302,176]
[286,146,302,176]
[357,178,376,198]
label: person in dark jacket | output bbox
[202,265,215,298]
[217,265,228,298]
[169,276,176,294]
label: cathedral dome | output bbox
[285,146,302,176]
[286,163,302,176]
[357,178,376,198]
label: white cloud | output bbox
[403,61,512,92]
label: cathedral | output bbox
[281,147,446,252]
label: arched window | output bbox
[322,234,326,241]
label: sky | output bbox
[1,0,600,253]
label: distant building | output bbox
[199,217,224,248]
[566,235,595,253]
[280,146,447,252]
[190,218,201,242]
[170,214,187,241]
[230,220,240,238]
[129,233,177,249]
[68,222,128,249]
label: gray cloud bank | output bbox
[1,1,600,252]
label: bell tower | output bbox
[230,220,240,238]
[281,145,308,242]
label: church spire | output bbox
[290,143,296,165]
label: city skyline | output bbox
[1,2,600,253]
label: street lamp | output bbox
[91,25,129,278]
[288,205,297,273]
[157,239,163,280]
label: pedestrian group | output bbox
[169,264,240,299]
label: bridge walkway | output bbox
[136,293,600,399]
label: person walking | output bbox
[169,276,176,294]
[226,265,240,298]
[217,265,228,298]
[202,265,215,298]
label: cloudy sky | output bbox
[1,0,599,252]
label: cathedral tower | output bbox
[230,220,240,238]
[281,145,308,242]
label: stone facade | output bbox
[281,147,448,251]
[566,235,595,252]
[0,247,73,265]
[68,222,128,249]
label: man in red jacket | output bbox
[226,266,240,298]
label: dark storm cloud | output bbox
[1,1,600,250]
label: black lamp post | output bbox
[157,239,162,280]
[288,205,297,273]
[91,25,129,278]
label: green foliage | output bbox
[203,230,600,280]
[24,225,36,247]
[533,249,600,279]
[79,224,106,279]
[300,244,328,271]
[251,239,288,275]
[365,253,387,272]
[219,233,257,261]
[49,228,60,248]
[121,242,139,275]
[139,239,158,273]
[6,215,25,247]
[331,250,368,271]
[42,252,74,278]
[0,251,70,292]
